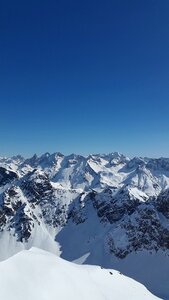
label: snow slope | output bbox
[0,247,160,300]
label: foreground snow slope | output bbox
[0,248,160,300]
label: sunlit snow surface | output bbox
[0,248,160,300]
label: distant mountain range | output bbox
[0,152,169,299]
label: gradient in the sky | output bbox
[0,0,169,157]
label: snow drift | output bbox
[0,248,161,300]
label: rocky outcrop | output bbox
[0,167,18,186]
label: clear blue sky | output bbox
[1,0,169,158]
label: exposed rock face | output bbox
[0,152,169,262]
[155,188,169,218]
[91,187,141,223]
[0,185,37,241]
[106,202,169,258]
[0,167,18,186]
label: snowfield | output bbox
[0,248,161,300]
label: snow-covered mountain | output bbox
[0,247,160,300]
[0,152,169,299]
